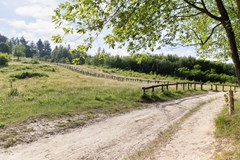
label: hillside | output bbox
[0,60,207,148]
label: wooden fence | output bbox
[142,82,238,94]
[51,63,238,93]
[54,63,169,84]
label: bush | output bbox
[10,72,48,79]
[0,53,10,66]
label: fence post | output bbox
[183,83,185,90]
[162,85,164,92]
[152,87,155,94]
[176,83,178,91]
[215,84,218,91]
[222,85,225,92]
[187,83,190,90]
[194,83,196,90]
[201,83,203,90]
[229,90,234,115]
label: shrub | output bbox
[0,53,10,66]
[10,72,48,79]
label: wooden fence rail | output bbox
[142,82,238,94]
[54,63,170,84]
[51,63,238,93]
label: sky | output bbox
[0,0,197,57]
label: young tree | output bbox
[53,0,240,83]
[13,44,25,61]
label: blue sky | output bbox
[0,0,196,57]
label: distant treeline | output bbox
[0,33,236,83]
[85,50,236,84]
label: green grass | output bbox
[215,94,240,160]
[141,89,206,102]
[0,61,206,129]
[74,64,184,82]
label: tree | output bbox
[42,40,52,57]
[19,36,28,47]
[53,0,240,83]
[13,44,25,61]
[36,39,44,57]
[27,41,38,57]
[0,42,10,54]
[0,34,7,43]
[11,37,20,45]
[51,45,71,63]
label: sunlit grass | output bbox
[0,61,206,129]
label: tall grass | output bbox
[215,94,240,159]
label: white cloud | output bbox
[15,5,55,19]
[15,0,58,19]
[0,18,63,43]
[26,0,58,6]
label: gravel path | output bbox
[150,94,224,160]
[0,92,223,160]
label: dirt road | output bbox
[150,94,224,160]
[0,92,224,160]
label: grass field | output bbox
[73,64,183,82]
[215,94,240,159]
[0,61,207,130]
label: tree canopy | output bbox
[13,44,26,61]
[52,0,240,83]
[0,42,10,54]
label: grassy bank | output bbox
[215,94,240,159]
[0,61,206,129]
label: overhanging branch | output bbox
[183,0,222,21]
[202,23,221,45]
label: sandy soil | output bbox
[150,94,224,160]
[0,92,223,160]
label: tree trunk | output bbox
[236,0,240,18]
[215,0,240,84]
[224,25,240,85]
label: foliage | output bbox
[0,42,10,54]
[52,0,239,58]
[10,71,48,79]
[0,53,10,66]
[0,34,7,43]
[86,53,236,83]
[12,44,25,60]
[52,0,240,84]
[72,58,80,65]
